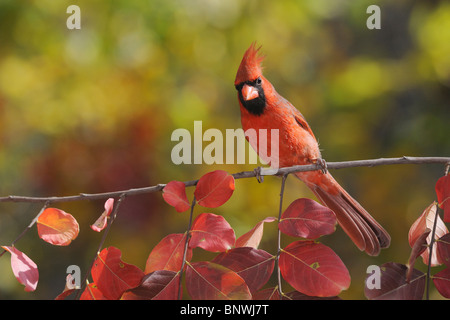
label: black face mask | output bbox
[235,77,266,116]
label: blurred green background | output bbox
[0,0,449,299]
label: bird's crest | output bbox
[235,42,265,85]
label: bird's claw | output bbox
[254,166,264,183]
[314,158,328,174]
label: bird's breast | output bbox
[240,107,321,169]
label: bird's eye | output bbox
[255,77,262,85]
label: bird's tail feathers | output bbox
[308,174,390,256]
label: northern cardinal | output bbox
[235,43,390,255]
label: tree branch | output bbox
[0,156,448,204]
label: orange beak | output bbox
[242,84,259,101]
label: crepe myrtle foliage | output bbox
[0,156,449,300]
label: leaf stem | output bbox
[76,194,126,299]
[276,174,288,299]
[178,196,196,300]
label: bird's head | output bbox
[234,43,269,116]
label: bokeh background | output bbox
[0,0,449,299]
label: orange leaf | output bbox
[2,246,39,292]
[194,170,235,208]
[37,208,79,246]
[162,181,191,213]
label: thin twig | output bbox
[96,194,127,254]
[425,163,449,300]
[178,196,196,300]
[276,174,288,299]
[0,156,448,204]
[14,201,50,245]
[0,201,50,258]
[76,194,127,299]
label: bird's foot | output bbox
[312,158,328,174]
[253,166,264,183]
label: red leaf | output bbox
[437,233,450,267]
[235,217,276,249]
[185,261,251,300]
[145,233,192,274]
[91,246,144,300]
[252,287,280,300]
[1,246,38,292]
[408,202,448,266]
[150,271,180,300]
[279,198,336,239]
[162,181,191,213]
[212,247,275,293]
[189,213,235,252]
[55,288,75,300]
[283,290,340,300]
[194,170,235,208]
[80,283,107,300]
[55,274,79,300]
[121,270,180,300]
[279,240,350,297]
[436,174,450,222]
[365,262,425,300]
[253,287,341,300]
[91,198,114,232]
[433,268,450,299]
[37,208,79,246]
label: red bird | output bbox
[235,43,390,255]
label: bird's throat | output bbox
[237,83,266,116]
